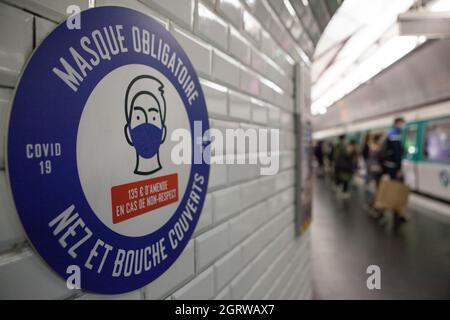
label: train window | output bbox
[423,119,450,162]
[403,125,417,159]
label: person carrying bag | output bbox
[374,117,409,230]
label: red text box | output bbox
[111,173,179,224]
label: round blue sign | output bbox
[6,6,209,294]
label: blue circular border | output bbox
[6,7,209,294]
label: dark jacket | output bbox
[379,127,403,175]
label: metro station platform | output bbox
[311,178,450,299]
[2,0,450,302]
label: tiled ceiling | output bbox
[310,0,444,115]
[266,0,343,59]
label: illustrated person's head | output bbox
[124,75,167,175]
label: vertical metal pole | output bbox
[294,63,313,237]
[294,63,302,237]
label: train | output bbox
[313,100,450,203]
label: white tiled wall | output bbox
[0,0,312,300]
[0,2,33,87]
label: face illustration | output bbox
[124,75,167,175]
[130,93,164,131]
[126,90,166,162]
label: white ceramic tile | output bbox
[259,78,275,102]
[282,268,301,300]
[145,240,195,299]
[0,88,13,170]
[239,180,262,209]
[229,90,251,120]
[241,222,272,265]
[214,245,242,291]
[275,170,292,190]
[0,3,33,87]
[229,261,257,299]
[204,0,216,7]
[280,111,294,130]
[77,290,142,300]
[194,194,213,235]
[212,50,240,88]
[216,0,242,29]
[242,10,261,45]
[277,51,295,76]
[212,185,241,223]
[265,60,284,86]
[0,249,73,299]
[214,285,231,300]
[243,277,265,300]
[268,256,296,299]
[246,253,277,299]
[251,49,267,75]
[281,187,295,209]
[228,202,265,247]
[266,192,283,218]
[267,249,296,299]
[229,27,251,65]
[210,119,240,155]
[140,0,193,29]
[267,0,284,14]
[200,79,228,117]
[227,161,256,185]
[172,267,214,300]
[0,172,26,252]
[98,0,170,29]
[195,2,228,51]
[278,5,294,29]
[262,243,293,298]
[4,0,90,22]
[267,106,280,127]
[261,30,274,58]
[239,67,260,96]
[209,162,228,189]
[281,151,295,170]
[259,175,276,199]
[195,222,230,273]
[172,26,211,76]
[251,99,268,124]
[35,17,56,46]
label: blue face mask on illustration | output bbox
[130,123,163,159]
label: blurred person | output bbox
[365,133,383,209]
[376,117,407,227]
[335,139,358,199]
[379,118,405,180]
[333,135,346,188]
[314,140,324,177]
[367,133,383,186]
[327,141,334,168]
[362,133,371,185]
[323,141,334,176]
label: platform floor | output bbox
[311,178,450,299]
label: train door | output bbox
[417,118,450,201]
[402,122,420,190]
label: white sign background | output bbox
[77,64,191,237]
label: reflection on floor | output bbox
[311,178,450,299]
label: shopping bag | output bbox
[374,178,410,212]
